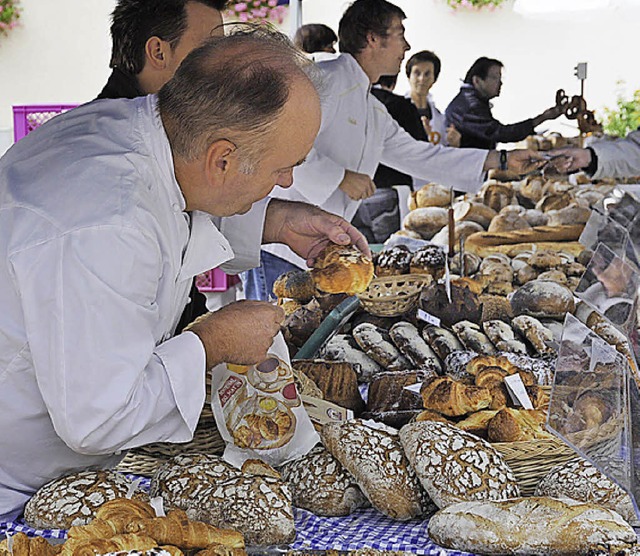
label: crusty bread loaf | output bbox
[272,270,317,301]
[427,496,637,555]
[510,279,575,319]
[319,334,383,383]
[451,321,497,356]
[535,458,638,525]
[280,444,369,517]
[420,375,492,417]
[23,470,148,530]
[367,369,438,414]
[399,421,519,509]
[482,320,527,354]
[320,420,434,520]
[352,323,412,372]
[150,454,294,546]
[421,325,464,361]
[310,244,374,295]
[403,207,449,239]
[389,322,442,371]
[487,212,532,233]
[452,200,496,229]
[511,315,556,356]
[414,182,451,208]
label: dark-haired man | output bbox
[98,0,226,100]
[0,31,367,519]
[445,56,565,150]
[245,0,546,300]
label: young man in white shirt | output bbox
[244,0,546,301]
[0,31,367,519]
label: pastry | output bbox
[420,375,491,417]
[487,407,554,442]
[409,245,446,280]
[272,270,316,302]
[310,244,374,295]
[374,245,412,276]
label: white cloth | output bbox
[591,129,640,179]
[264,54,487,268]
[0,95,265,519]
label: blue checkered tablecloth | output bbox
[0,475,472,555]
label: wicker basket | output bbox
[357,274,432,317]
[116,376,225,476]
[493,436,579,496]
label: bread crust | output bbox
[310,244,373,295]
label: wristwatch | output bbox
[499,149,508,171]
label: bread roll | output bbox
[352,323,412,372]
[399,421,519,509]
[482,182,515,213]
[23,470,148,530]
[451,321,497,356]
[428,497,636,555]
[280,444,369,516]
[320,420,434,520]
[453,201,497,229]
[535,458,637,525]
[389,322,442,370]
[403,207,448,239]
[374,245,412,276]
[310,244,373,295]
[420,375,492,417]
[319,334,383,383]
[409,245,446,280]
[421,325,464,361]
[272,270,316,301]
[414,182,451,208]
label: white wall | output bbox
[0,0,639,147]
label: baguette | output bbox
[465,224,584,255]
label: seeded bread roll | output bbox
[535,458,638,525]
[320,420,434,520]
[389,322,442,371]
[280,445,369,517]
[428,497,636,556]
[399,421,519,509]
[310,244,374,295]
[352,323,412,372]
[272,270,317,302]
[24,470,148,530]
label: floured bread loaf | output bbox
[352,323,412,372]
[280,444,369,516]
[428,496,637,555]
[23,470,148,529]
[311,244,374,295]
[535,458,638,525]
[319,334,383,383]
[510,279,575,319]
[452,321,497,356]
[389,322,442,371]
[320,419,434,520]
[399,421,519,509]
[150,454,294,546]
[421,325,464,361]
[511,315,556,356]
[482,320,527,354]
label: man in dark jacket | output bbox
[98,0,227,331]
[445,56,565,150]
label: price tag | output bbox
[301,395,353,426]
[504,374,534,409]
[417,309,441,327]
[149,496,166,517]
[125,476,142,499]
[403,382,423,395]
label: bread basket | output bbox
[493,435,578,496]
[357,274,432,317]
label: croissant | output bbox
[455,409,500,438]
[126,511,245,550]
[66,534,157,556]
[466,355,518,377]
[487,407,553,443]
[195,543,248,556]
[420,376,492,417]
[67,519,118,542]
[474,366,509,410]
[0,533,59,556]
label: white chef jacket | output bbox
[591,129,640,179]
[0,95,265,519]
[264,54,488,268]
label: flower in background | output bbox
[445,0,508,10]
[224,0,288,24]
[0,0,21,37]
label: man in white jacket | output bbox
[245,0,545,300]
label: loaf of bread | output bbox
[352,323,412,372]
[272,270,317,301]
[292,359,364,413]
[421,325,464,361]
[399,421,519,509]
[510,279,575,319]
[511,315,556,356]
[367,369,438,414]
[419,283,482,328]
[310,244,374,295]
[413,182,451,208]
[320,420,433,520]
[23,470,148,530]
[488,212,532,234]
[374,245,412,276]
[319,334,383,383]
[453,200,496,229]
[420,375,492,417]
[451,321,497,356]
[280,444,369,517]
[389,322,442,371]
[482,320,527,354]
[150,454,294,546]
[427,496,636,555]
[535,458,638,525]
[409,245,446,280]
[403,207,448,239]
[487,407,554,442]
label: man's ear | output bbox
[471,75,481,89]
[204,139,238,186]
[145,36,170,70]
